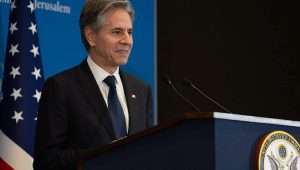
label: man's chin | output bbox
[119,60,128,65]
[115,59,128,66]
[115,55,129,65]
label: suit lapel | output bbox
[77,61,117,140]
[120,71,139,135]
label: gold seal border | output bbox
[257,130,300,170]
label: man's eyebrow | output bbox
[111,27,123,30]
[110,28,133,34]
[111,27,133,30]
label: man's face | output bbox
[89,8,133,69]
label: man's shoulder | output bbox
[49,61,86,79]
[45,60,88,85]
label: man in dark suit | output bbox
[33,0,153,169]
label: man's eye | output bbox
[112,30,122,34]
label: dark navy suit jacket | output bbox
[33,60,153,170]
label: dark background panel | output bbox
[157,0,299,123]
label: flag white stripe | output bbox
[0,130,33,170]
[214,112,300,127]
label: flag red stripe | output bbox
[0,158,13,170]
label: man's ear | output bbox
[84,26,96,47]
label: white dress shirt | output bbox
[87,56,129,132]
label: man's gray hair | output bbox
[79,0,134,51]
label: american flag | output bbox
[0,0,44,169]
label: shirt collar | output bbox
[86,56,121,85]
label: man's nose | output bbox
[120,32,132,45]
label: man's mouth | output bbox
[115,49,130,54]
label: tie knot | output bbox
[104,75,116,88]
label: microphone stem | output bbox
[166,79,201,112]
[188,81,232,113]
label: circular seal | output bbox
[257,130,300,170]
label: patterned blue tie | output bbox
[104,76,127,138]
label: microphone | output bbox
[163,76,201,112]
[183,78,232,113]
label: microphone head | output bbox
[162,75,173,86]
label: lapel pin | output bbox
[131,94,136,99]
